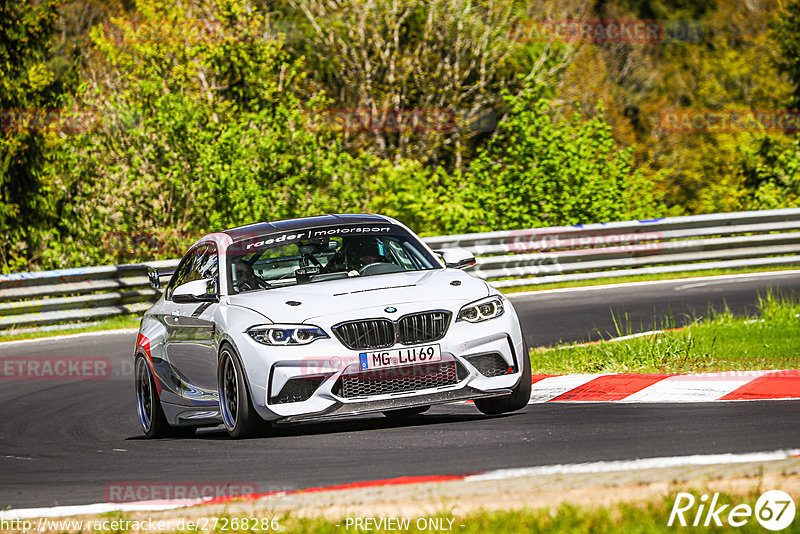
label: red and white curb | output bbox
[3,449,799,521]
[527,370,800,403]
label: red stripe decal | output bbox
[200,474,468,506]
[136,333,161,395]
[720,370,800,400]
[551,373,673,401]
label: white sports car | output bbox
[135,214,530,438]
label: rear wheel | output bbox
[136,356,195,438]
[382,405,430,418]
[474,343,531,415]
[218,345,262,439]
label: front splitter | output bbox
[275,386,511,424]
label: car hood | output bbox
[225,269,489,324]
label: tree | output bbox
[771,0,800,107]
[48,0,378,266]
[468,83,668,230]
[288,0,568,169]
[0,0,75,272]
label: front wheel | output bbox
[136,356,195,438]
[474,343,531,415]
[218,345,263,439]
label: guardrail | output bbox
[1,208,799,333]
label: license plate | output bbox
[359,344,441,370]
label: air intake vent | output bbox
[466,353,513,377]
[270,374,330,404]
[334,361,458,398]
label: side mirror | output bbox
[147,268,161,289]
[172,278,218,303]
[434,248,476,270]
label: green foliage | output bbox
[287,0,567,168]
[740,137,800,209]
[531,292,800,374]
[0,0,75,272]
[20,0,800,272]
[46,0,377,266]
[469,84,667,230]
[771,0,800,107]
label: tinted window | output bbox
[165,243,218,299]
[227,225,437,293]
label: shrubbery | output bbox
[2,0,799,272]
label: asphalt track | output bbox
[1,271,799,509]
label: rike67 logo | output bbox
[668,490,796,531]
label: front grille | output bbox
[335,361,458,398]
[333,311,451,350]
[333,319,395,349]
[398,311,451,345]
[466,353,513,377]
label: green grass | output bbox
[499,266,800,294]
[530,292,800,374]
[282,493,798,534]
[0,314,141,343]
[91,488,797,533]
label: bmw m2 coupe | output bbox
[134,214,530,438]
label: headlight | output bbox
[457,296,505,323]
[247,325,329,345]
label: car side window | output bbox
[165,244,218,300]
[165,252,195,300]
[191,244,219,288]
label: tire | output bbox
[218,345,263,439]
[382,405,430,418]
[474,342,532,415]
[136,356,195,438]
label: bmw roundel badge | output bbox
[385,306,398,313]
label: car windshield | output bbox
[227,224,439,293]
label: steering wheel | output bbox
[358,262,388,275]
[237,276,270,292]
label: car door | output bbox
[163,243,220,403]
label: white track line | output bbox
[506,269,800,299]
[464,449,800,482]
[0,328,138,347]
[0,501,204,521]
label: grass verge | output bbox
[499,266,800,293]
[531,291,800,374]
[0,315,140,343]
[283,493,786,534]
[62,489,793,534]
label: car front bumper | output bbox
[234,301,527,423]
